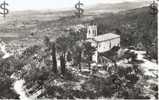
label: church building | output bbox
[86,25,120,63]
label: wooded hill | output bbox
[91,6,157,59]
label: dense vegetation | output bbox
[17,27,157,99]
[0,57,21,99]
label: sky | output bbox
[2,0,152,11]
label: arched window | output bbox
[109,41,111,49]
[98,44,101,48]
[89,30,91,34]
[94,30,96,35]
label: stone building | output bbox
[86,25,120,63]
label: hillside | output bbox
[0,2,157,59]
[0,1,151,41]
[92,6,157,58]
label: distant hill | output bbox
[92,6,157,40]
[86,1,150,14]
[0,1,151,22]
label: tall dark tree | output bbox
[72,43,83,71]
[83,42,96,71]
[60,54,66,75]
[51,42,57,73]
[43,36,58,73]
[56,36,69,75]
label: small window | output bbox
[98,44,101,48]
[93,30,96,35]
[109,42,111,49]
[89,30,91,34]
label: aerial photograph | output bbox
[0,0,158,99]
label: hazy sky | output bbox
[3,0,151,11]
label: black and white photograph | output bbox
[0,0,158,99]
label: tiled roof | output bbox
[94,33,120,42]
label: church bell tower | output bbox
[86,25,97,39]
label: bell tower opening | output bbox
[87,25,97,39]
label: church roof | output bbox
[94,33,120,42]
